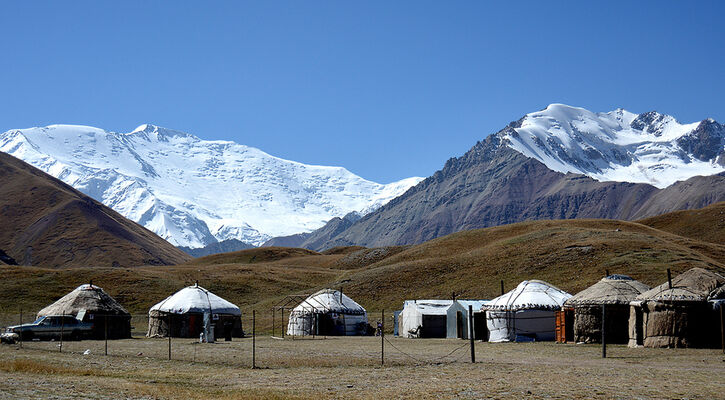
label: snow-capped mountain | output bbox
[502,104,725,188]
[0,124,423,248]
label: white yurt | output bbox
[147,283,243,339]
[399,300,453,338]
[446,300,489,340]
[286,289,368,336]
[483,280,571,342]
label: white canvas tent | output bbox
[483,280,571,342]
[399,300,453,338]
[446,300,489,339]
[286,289,368,336]
[147,284,243,339]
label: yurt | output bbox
[147,284,243,339]
[286,289,368,336]
[446,300,489,340]
[399,300,453,338]
[563,275,650,344]
[483,280,571,342]
[628,268,725,348]
[37,283,131,339]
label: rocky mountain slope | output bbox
[292,105,725,250]
[0,152,190,268]
[0,124,422,248]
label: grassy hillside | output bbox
[0,152,190,268]
[638,201,724,245]
[2,208,723,332]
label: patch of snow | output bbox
[0,124,424,248]
[502,104,724,188]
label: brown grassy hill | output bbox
[3,211,723,334]
[637,201,724,245]
[0,152,190,268]
[188,246,320,266]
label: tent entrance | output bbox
[421,315,447,338]
[473,312,487,341]
[316,314,337,336]
[456,311,464,338]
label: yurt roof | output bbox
[292,289,366,314]
[38,284,129,318]
[150,284,241,316]
[565,275,650,306]
[634,268,725,303]
[483,280,572,311]
[403,300,453,315]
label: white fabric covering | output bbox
[399,300,453,338]
[150,284,241,316]
[286,289,367,336]
[446,300,489,339]
[483,280,571,342]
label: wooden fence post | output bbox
[252,310,256,369]
[381,309,385,366]
[469,305,475,363]
[601,304,606,358]
[60,312,64,353]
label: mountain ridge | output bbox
[0,124,423,248]
[281,105,725,250]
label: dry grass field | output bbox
[1,336,724,399]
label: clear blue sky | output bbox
[1,1,723,183]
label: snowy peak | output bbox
[501,104,724,188]
[0,124,424,248]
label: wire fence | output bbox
[0,310,486,368]
[5,307,720,368]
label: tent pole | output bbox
[281,307,285,339]
[252,310,256,369]
[720,305,724,355]
[381,309,384,366]
[469,305,475,363]
[60,312,64,353]
[601,304,606,358]
[19,308,22,349]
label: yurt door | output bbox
[456,311,464,338]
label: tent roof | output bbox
[565,275,650,306]
[634,268,725,303]
[149,284,241,316]
[38,284,129,318]
[483,280,571,311]
[455,300,490,310]
[292,289,366,314]
[403,300,453,315]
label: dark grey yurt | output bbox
[37,283,131,339]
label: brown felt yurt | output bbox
[563,275,650,344]
[37,283,131,339]
[628,268,725,348]
[147,284,243,339]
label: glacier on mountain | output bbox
[501,104,725,188]
[0,124,423,248]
